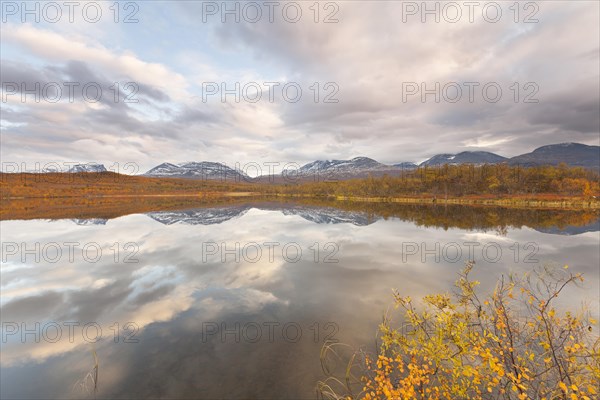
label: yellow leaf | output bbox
[588,385,597,394]
[559,381,568,393]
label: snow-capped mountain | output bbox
[67,163,107,173]
[298,157,384,174]
[509,143,600,169]
[144,162,250,181]
[286,157,404,180]
[64,143,596,184]
[418,144,599,169]
[420,151,507,166]
[392,162,418,169]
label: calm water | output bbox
[1,203,599,399]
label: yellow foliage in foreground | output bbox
[319,263,600,400]
[368,263,599,399]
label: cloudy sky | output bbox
[1,0,599,173]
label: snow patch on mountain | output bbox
[144,162,250,181]
[68,163,107,173]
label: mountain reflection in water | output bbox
[62,201,600,235]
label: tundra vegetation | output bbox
[269,164,600,199]
[2,164,599,200]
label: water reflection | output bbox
[146,204,377,226]
[38,199,600,234]
[1,202,599,399]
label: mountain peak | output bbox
[68,163,107,173]
[297,157,386,175]
[145,161,249,181]
[509,143,599,168]
[350,156,376,162]
[421,151,507,166]
[533,143,588,151]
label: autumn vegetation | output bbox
[2,164,599,215]
[0,172,256,198]
[318,263,600,399]
[290,200,600,233]
[0,195,259,220]
[268,163,600,200]
[2,164,599,199]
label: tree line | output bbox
[265,164,600,198]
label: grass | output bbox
[72,348,99,397]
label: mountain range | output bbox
[508,143,599,168]
[67,163,107,173]
[420,151,507,166]
[144,162,249,181]
[63,143,600,181]
[282,157,407,181]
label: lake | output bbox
[1,201,599,399]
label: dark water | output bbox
[1,203,599,399]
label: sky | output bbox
[1,0,599,174]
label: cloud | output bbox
[1,1,599,169]
[2,24,189,100]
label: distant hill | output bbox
[297,157,386,175]
[68,163,107,173]
[393,162,418,169]
[277,157,404,181]
[21,142,599,183]
[420,151,507,166]
[509,143,600,169]
[144,161,249,181]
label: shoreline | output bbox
[268,193,600,210]
[2,192,599,211]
